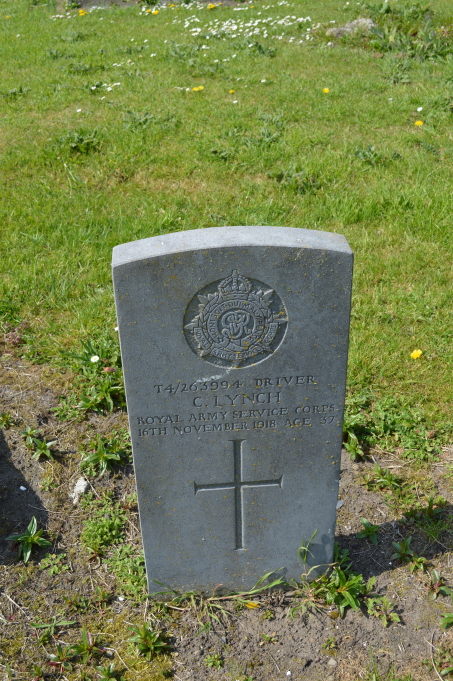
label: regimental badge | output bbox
[184,270,288,368]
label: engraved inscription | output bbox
[136,404,341,436]
[152,376,314,395]
[184,270,288,368]
[194,439,282,550]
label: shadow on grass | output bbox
[0,429,48,565]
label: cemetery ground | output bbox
[2,0,453,678]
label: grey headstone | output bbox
[112,226,353,593]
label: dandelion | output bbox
[415,120,424,126]
[229,89,235,93]
[207,3,217,8]
[192,85,204,91]
[90,355,100,363]
[78,8,87,15]
[410,349,422,360]
[152,9,159,14]
[323,87,330,93]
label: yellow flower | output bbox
[414,120,424,126]
[229,89,235,94]
[245,601,260,609]
[78,8,87,15]
[192,85,204,92]
[323,87,330,93]
[152,9,159,14]
[410,349,422,360]
[207,3,217,8]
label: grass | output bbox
[2,1,453,677]
[0,0,452,427]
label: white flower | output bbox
[417,106,423,112]
[232,99,238,103]
[90,355,100,363]
[76,108,82,112]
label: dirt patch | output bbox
[1,355,453,680]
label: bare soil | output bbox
[1,354,453,680]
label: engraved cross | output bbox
[194,439,283,551]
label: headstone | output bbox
[112,226,353,593]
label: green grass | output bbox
[1,0,453,425]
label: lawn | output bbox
[2,0,453,678]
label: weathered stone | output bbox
[112,226,353,592]
[326,17,376,38]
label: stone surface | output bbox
[70,477,89,505]
[326,17,376,38]
[112,226,353,592]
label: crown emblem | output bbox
[184,270,288,367]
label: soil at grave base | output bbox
[1,354,453,680]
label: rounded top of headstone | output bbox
[112,226,352,268]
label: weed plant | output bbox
[128,624,169,660]
[344,393,448,462]
[152,570,287,632]
[6,516,52,563]
[80,492,126,555]
[80,430,131,476]
[291,539,393,620]
[106,545,147,602]
[0,412,13,428]
[356,518,380,545]
[39,552,69,574]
